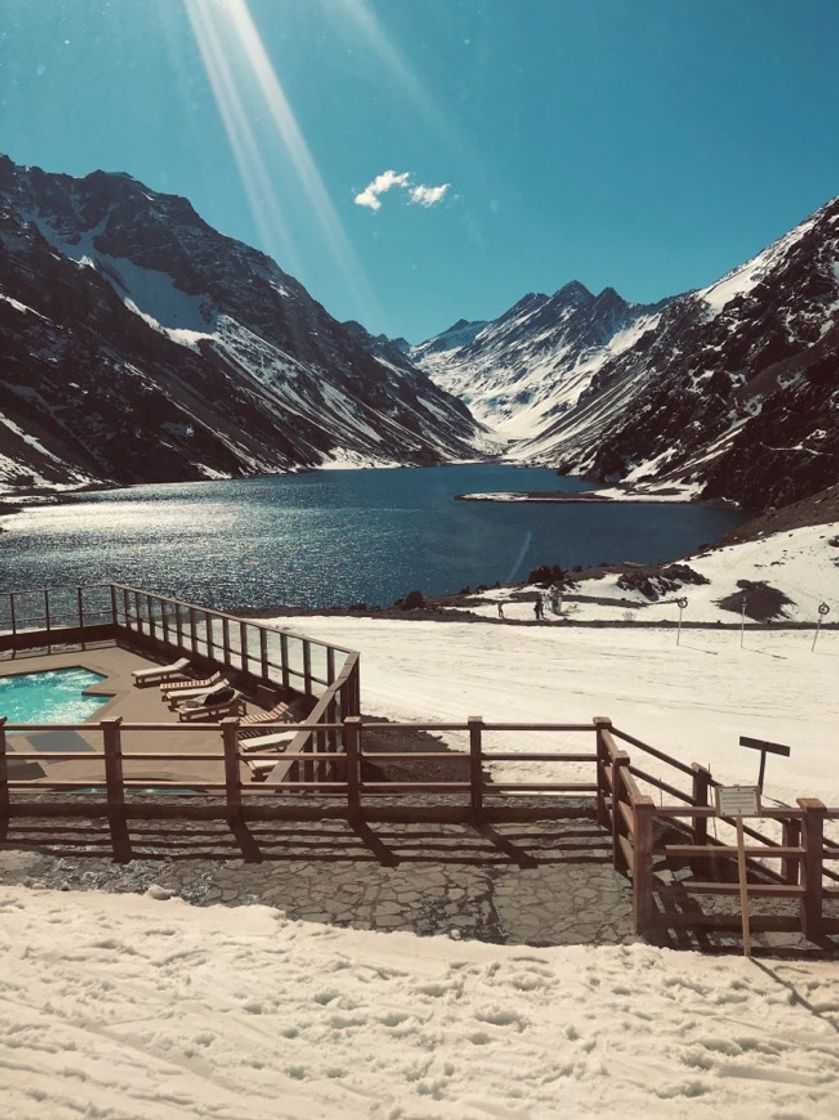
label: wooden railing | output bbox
[596,721,839,942]
[2,588,837,946]
[0,715,599,820]
[0,582,361,780]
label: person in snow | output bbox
[533,596,544,620]
[497,603,505,619]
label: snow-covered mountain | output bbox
[0,156,481,491]
[411,284,670,439]
[528,198,839,509]
[415,198,839,510]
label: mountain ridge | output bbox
[412,196,839,510]
[0,155,482,492]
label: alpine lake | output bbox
[0,464,747,611]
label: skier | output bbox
[533,596,544,621]
[497,602,505,619]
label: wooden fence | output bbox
[0,710,837,944]
[2,584,837,946]
[597,721,839,942]
[0,582,360,778]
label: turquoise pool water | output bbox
[0,668,109,728]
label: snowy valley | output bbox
[413,197,839,512]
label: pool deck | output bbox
[0,644,271,787]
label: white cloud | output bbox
[409,182,450,207]
[354,170,451,212]
[353,169,410,211]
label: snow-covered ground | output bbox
[457,482,704,503]
[274,615,839,811]
[2,885,838,1120]
[3,532,839,1118]
[452,520,839,626]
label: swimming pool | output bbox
[0,667,110,728]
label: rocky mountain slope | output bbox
[411,283,670,439]
[415,197,839,511]
[533,197,839,509]
[0,155,481,492]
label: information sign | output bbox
[715,784,760,817]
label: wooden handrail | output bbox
[610,725,695,777]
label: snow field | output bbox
[448,520,839,626]
[273,616,839,814]
[1,886,838,1120]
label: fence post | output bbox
[0,718,8,821]
[781,816,801,885]
[691,764,711,845]
[798,798,825,941]
[221,718,242,825]
[633,798,656,937]
[303,641,312,695]
[468,716,484,824]
[260,627,269,682]
[77,586,85,648]
[593,716,612,829]
[102,718,124,821]
[280,633,290,690]
[343,716,362,824]
[611,752,630,872]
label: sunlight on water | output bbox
[0,466,746,611]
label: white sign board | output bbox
[715,784,760,817]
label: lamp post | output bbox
[676,596,688,646]
[812,602,830,652]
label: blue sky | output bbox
[2,0,838,341]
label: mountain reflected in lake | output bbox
[0,465,747,611]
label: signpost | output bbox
[738,735,791,793]
[812,602,830,653]
[739,590,747,648]
[676,596,688,646]
[715,784,761,956]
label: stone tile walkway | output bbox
[0,813,636,947]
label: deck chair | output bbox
[168,678,230,711]
[241,731,296,781]
[177,689,245,723]
[163,671,225,705]
[239,731,296,754]
[238,701,294,739]
[132,657,191,687]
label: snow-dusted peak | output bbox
[412,279,666,437]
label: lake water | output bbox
[0,465,746,610]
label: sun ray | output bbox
[183,0,381,323]
[184,0,302,277]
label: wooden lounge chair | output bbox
[177,689,245,723]
[132,657,191,687]
[238,701,294,739]
[239,731,296,753]
[241,731,296,781]
[161,668,223,699]
[168,678,230,711]
[163,672,225,706]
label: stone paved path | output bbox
[0,814,636,947]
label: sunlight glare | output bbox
[183,0,380,321]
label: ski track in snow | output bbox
[1,887,838,1120]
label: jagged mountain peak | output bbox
[412,279,665,436]
[551,279,593,302]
